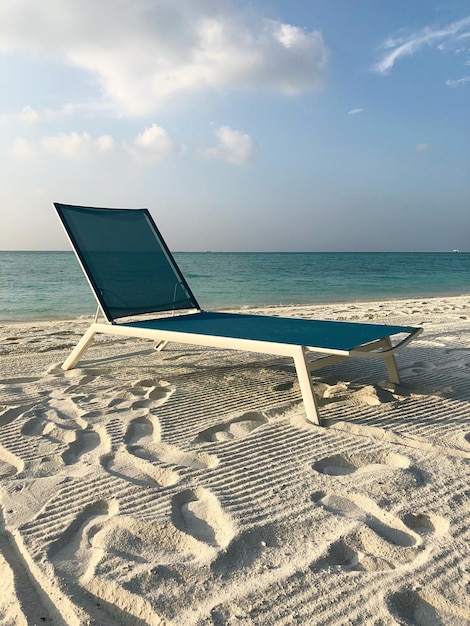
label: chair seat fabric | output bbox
[121,311,414,352]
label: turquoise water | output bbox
[0,251,469,321]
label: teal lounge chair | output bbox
[54,203,422,426]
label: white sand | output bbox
[0,295,469,625]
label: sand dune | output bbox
[0,294,469,625]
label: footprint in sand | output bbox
[80,380,174,418]
[102,450,179,488]
[21,411,86,446]
[171,488,234,548]
[401,511,449,537]
[128,443,218,470]
[1,405,35,427]
[386,588,470,625]
[0,503,56,624]
[20,396,88,436]
[402,360,437,375]
[210,523,275,575]
[312,451,411,476]
[61,371,98,394]
[311,521,422,574]
[196,411,269,443]
[48,499,119,561]
[0,458,19,478]
[21,416,51,437]
[125,414,218,470]
[126,380,174,411]
[313,491,419,547]
[0,445,24,477]
[311,534,388,573]
[310,491,435,572]
[124,414,161,447]
[316,382,397,408]
[61,426,104,465]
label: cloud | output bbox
[96,134,114,153]
[0,0,329,116]
[373,16,470,75]
[10,125,171,163]
[446,76,470,86]
[201,125,255,164]
[416,143,430,152]
[15,106,39,123]
[41,131,114,158]
[126,124,174,163]
[0,103,104,124]
[13,123,255,165]
[11,137,37,160]
[13,123,250,164]
[1,106,40,124]
[347,108,364,115]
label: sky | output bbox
[0,0,469,252]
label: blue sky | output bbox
[0,0,469,251]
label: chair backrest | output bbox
[54,203,200,321]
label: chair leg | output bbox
[383,337,401,384]
[62,326,97,370]
[293,347,321,425]
[155,340,169,352]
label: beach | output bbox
[1,294,469,625]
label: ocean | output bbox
[0,251,469,322]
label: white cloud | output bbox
[41,131,114,158]
[96,134,114,153]
[1,106,38,124]
[446,76,470,86]
[416,143,430,152]
[11,137,37,160]
[17,106,39,123]
[373,16,470,74]
[347,108,364,115]
[12,124,255,165]
[126,124,174,163]
[0,103,101,125]
[201,125,254,164]
[0,0,329,116]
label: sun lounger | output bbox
[54,203,422,425]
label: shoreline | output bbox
[2,291,470,325]
[1,294,469,624]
